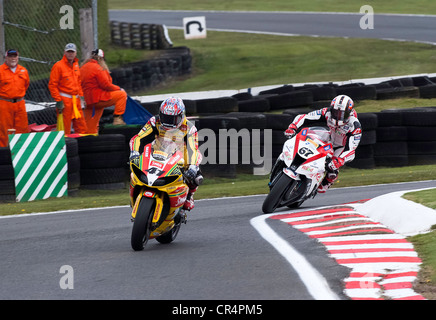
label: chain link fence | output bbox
[1,0,94,103]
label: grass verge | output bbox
[138,29,436,96]
[404,190,436,299]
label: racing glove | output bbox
[328,156,345,171]
[56,101,64,113]
[184,165,199,183]
[284,123,298,138]
[129,151,140,166]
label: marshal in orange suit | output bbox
[0,49,30,147]
[48,43,87,135]
[80,49,127,134]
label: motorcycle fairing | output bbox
[280,127,334,198]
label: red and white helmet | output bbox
[329,95,354,127]
[159,97,186,130]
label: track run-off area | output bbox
[254,203,427,300]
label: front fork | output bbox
[131,189,164,225]
[131,189,188,239]
[268,158,286,188]
[175,208,188,225]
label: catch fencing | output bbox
[0,0,94,102]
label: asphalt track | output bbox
[1,181,435,300]
[109,10,436,44]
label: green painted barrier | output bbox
[9,131,68,202]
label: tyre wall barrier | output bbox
[5,76,436,199]
[76,134,129,190]
[378,107,436,166]
[110,21,172,50]
[110,46,192,94]
[0,147,15,202]
[65,138,80,196]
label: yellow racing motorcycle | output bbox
[129,137,190,251]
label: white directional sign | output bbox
[183,16,207,39]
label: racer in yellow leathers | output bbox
[129,97,203,210]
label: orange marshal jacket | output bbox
[48,55,83,101]
[0,63,29,99]
[80,59,120,106]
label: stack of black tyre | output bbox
[263,113,293,165]
[110,47,192,93]
[375,107,436,167]
[76,134,129,189]
[196,114,241,178]
[0,147,15,202]
[406,107,436,165]
[375,77,420,100]
[374,111,408,167]
[411,76,436,98]
[347,113,378,169]
[195,97,239,115]
[65,137,80,195]
[396,107,436,166]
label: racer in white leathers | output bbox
[284,95,362,193]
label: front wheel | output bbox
[262,173,295,213]
[131,197,155,251]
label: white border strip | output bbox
[250,214,340,300]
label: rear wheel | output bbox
[156,211,184,244]
[131,197,155,251]
[156,223,181,244]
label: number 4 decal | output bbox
[146,167,166,176]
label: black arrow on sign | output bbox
[186,21,204,34]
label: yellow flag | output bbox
[57,113,64,131]
[72,95,81,119]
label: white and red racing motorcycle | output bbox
[262,127,334,213]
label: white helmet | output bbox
[329,95,354,127]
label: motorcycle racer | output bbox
[129,97,203,210]
[284,94,362,193]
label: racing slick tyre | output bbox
[131,197,155,251]
[156,216,182,244]
[262,173,305,213]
